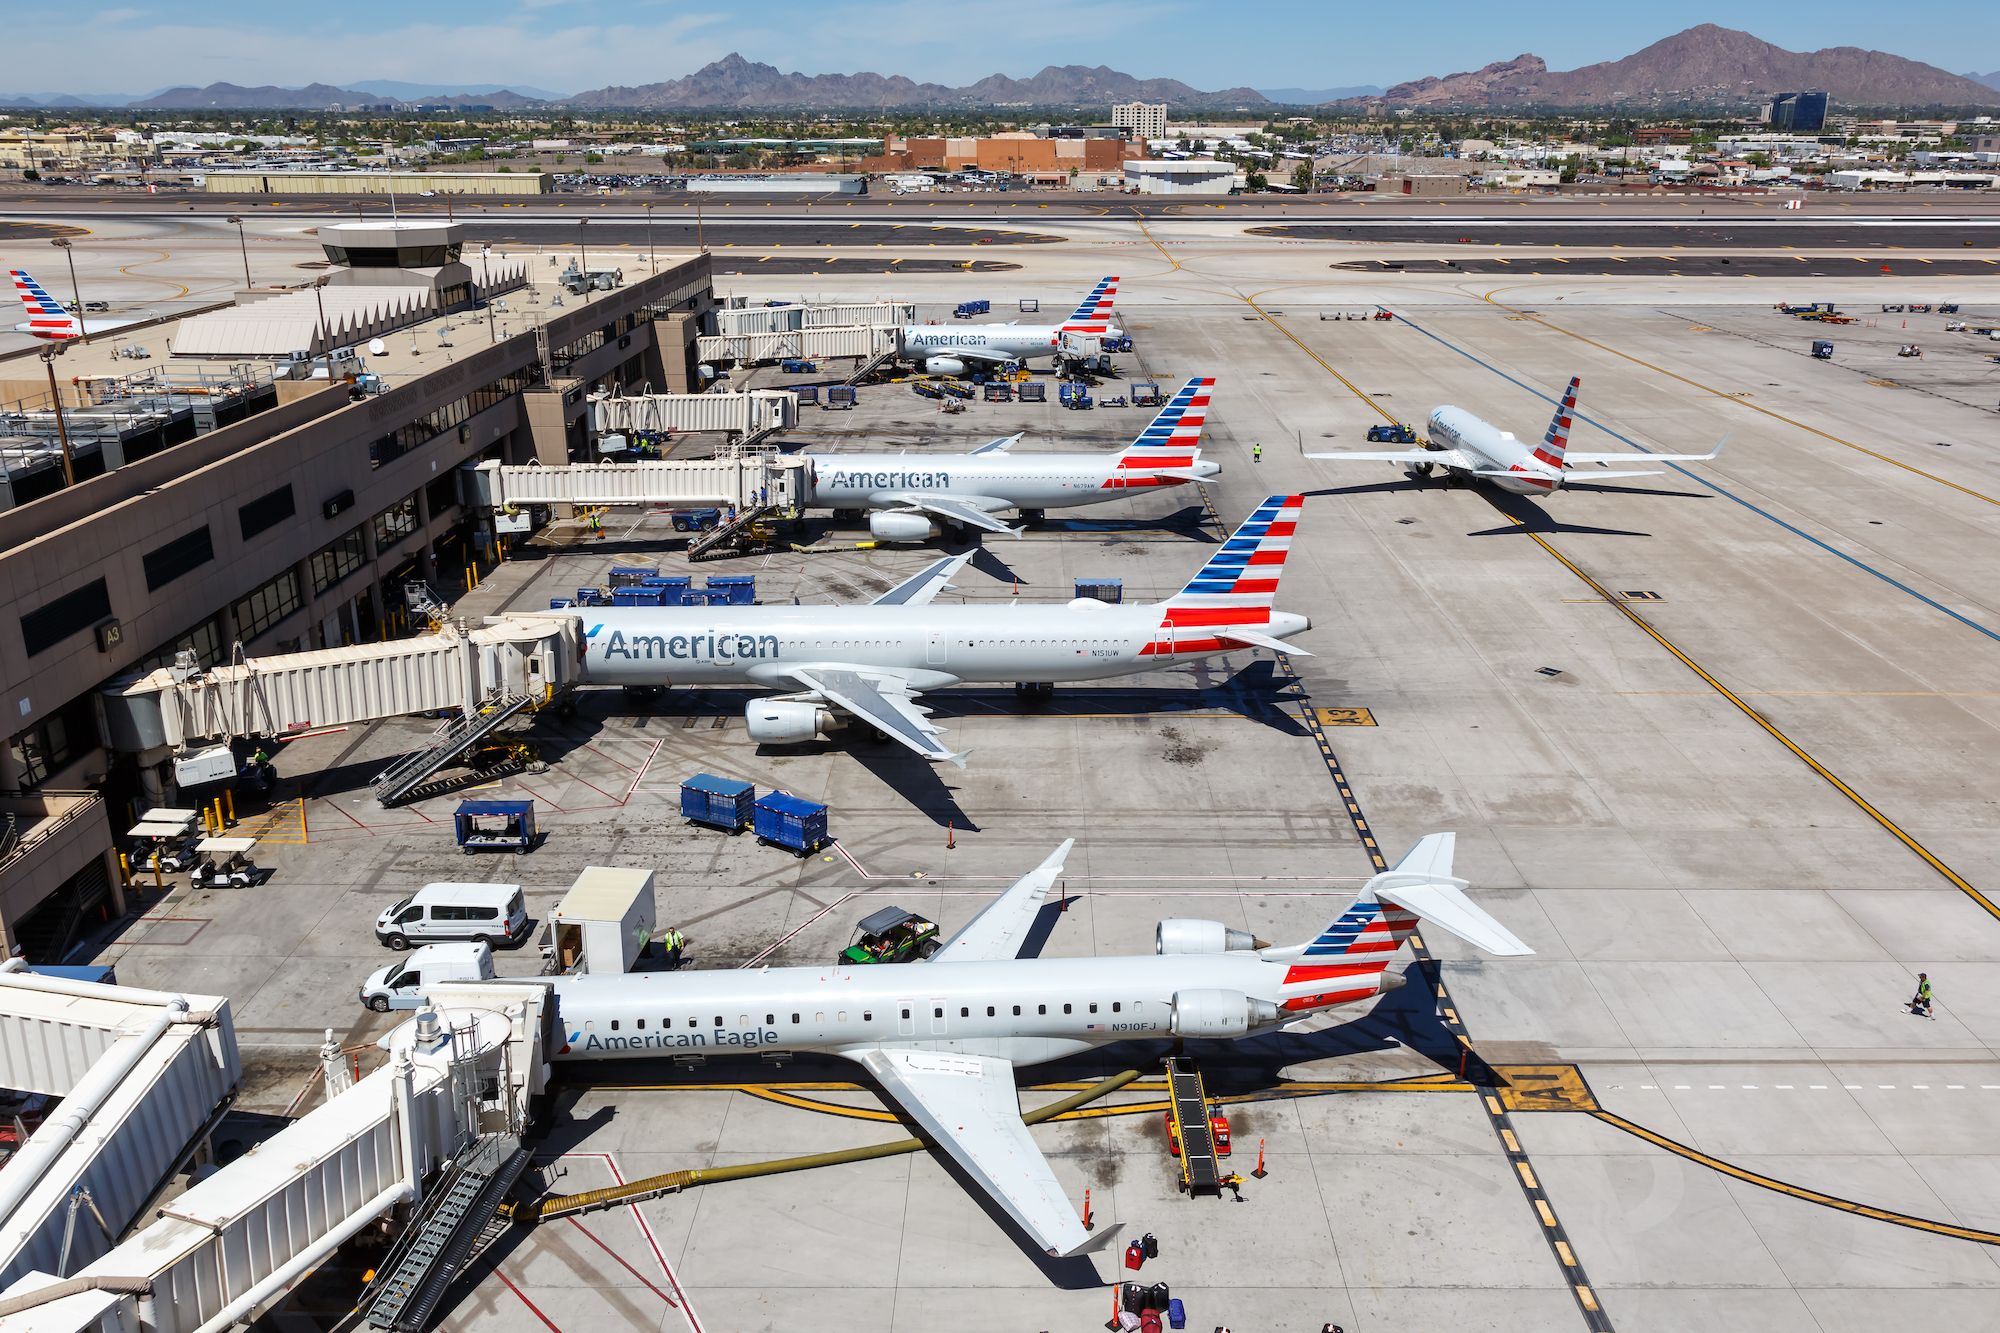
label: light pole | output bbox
[50,237,86,344]
[644,201,656,272]
[39,346,76,488]
[226,214,251,289]
[310,277,329,357]
[694,187,706,252]
[578,217,589,279]
[480,245,497,344]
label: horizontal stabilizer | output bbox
[1370,833,1532,957]
[1219,627,1312,657]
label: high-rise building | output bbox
[1769,91,1830,133]
[1112,102,1168,143]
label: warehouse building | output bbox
[1122,158,1239,195]
[0,249,717,961]
[202,169,551,195]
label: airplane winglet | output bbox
[969,432,1024,456]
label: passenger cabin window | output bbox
[1088,1003,1098,1014]
[933,1007,944,1019]
[1063,1004,1073,1015]
[960,1007,970,1018]
[610,1021,620,1031]
[792,1013,801,1024]
[766,1013,775,1025]
[1113,1003,1122,1013]
[1037,1004,1047,1015]
[986,1006,995,1017]
[901,1008,911,1019]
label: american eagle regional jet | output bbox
[534,832,1532,1257]
[1308,376,1723,495]
[573,494,1312,766]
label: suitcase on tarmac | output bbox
[1167,1298,1186,1330]
[1140,1313,1163,1333]
[1142,1232,1159,1259]
[1124,1286,1148,1315]
[1123,1242,1145,1272]
[1118,1313,1141,1332]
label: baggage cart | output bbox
[953,299,991,318]
[983,382,1013,402]
[825,386,858,410]
[608,565,656,588]
[453,799,537,854]
[1017,382,1047,403]
[680,773,756,833]
[1812,339,1834,359]
[1131,382,1164,407]
[793,385,820,406]
[705,575,757,606]
[754,791,830,855]
[610,586,665,606]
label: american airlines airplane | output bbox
[572,494,1311,765]
[537,831,1531,1257]
[1308,376,1723,495]
[804,375,1220,541]
[897,276,1123,375]
[9,268,143,341]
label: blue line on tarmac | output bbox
[1389,311,2000,648]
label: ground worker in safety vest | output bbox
[1252,443,1263,464]
[662,926,686,970]
[1910,972,1932,1017]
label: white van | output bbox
[358,942,494,1012]
[375,882,530,950]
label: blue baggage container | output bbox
[575,587,607,606]
[611,586,665,606]
[680,773,756,832]
[454,798,537,853]
[705,575,756,606]
[608,566,656,588]
[640,575,693,596]
[825,386,858,410]
[954,299,991,318]
[754,791,830,855]
[548,597,573,609]
[794,385,820,406]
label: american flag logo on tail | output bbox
[10,269,77,336]
[1532,375,1581,469]
[1059,276,1119,333]
[1103,375,1213,489]
[1275,895,1419,1011]
[1139,494,1302,657]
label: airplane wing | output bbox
[967,433,1024,456]
[931,839,1073,963]
[948,346,1030,366]
[882,494,1021,537]
[1564,438,1725,466]
[1304,448,1476,469]
[1473,468,1664,480]
[870,552,974,606]
[850,1047,1089,1257]
[782,666,965,766]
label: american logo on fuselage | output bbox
[909,332,992,348]
[566,1026,780,1053]
[827,469,951,490]
[590,626,781,662]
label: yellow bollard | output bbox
[223,789,236,827]
[117,851,131,887]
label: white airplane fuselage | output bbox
[1424,406,1563,496]
[803,452,1217,515]
[899,323,1078,371]
[579,600,1309,688]
[9,316,143,341]
[550,950,1383,1066]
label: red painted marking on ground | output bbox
[510,777,568,814]
[583,743,640,774]
[565,1217,679,1307]
[564,769,621,803]
[492,1267,566,1332]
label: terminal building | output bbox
[0,228,717,960]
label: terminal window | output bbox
[237,485,297,542]
[20,578,111,658]
[231,569,302,643]
[310,527,367,594]
[372,496,419,547]
[142,525,216,592]
[8,694,100,786]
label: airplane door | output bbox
[927,630,946,666]
[898,1000,915,1037]
[929,997,948,1036]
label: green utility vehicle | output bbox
[840,907,941,964]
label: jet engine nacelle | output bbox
[923,356,967,376]
[869,510,941,542]
[1169,988,1281,1038]
[745,699,834,745]
[1155,919,1261,955]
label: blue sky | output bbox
[15,1,1998,96]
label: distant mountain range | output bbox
[1361,25,1999,109]
[4,37,1994,114]
[565,54,1265,110]
[1259,85,1384,104]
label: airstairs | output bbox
[358,1131,531,1331]
[371,692,538,807]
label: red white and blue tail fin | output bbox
[1533,375,1581,469]
[1164,493,1300,609]
[1268,833,1531,1013]
[1059,276,1118,333]
[10,269,78,337]
[1105,375,1213,488]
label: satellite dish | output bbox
[368,338,387,356]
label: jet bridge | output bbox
[0,984,551,1333]
[465,455,807,513]
[100,617,582,753]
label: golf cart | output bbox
[189,837,263,889]
[839,907,941,964]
